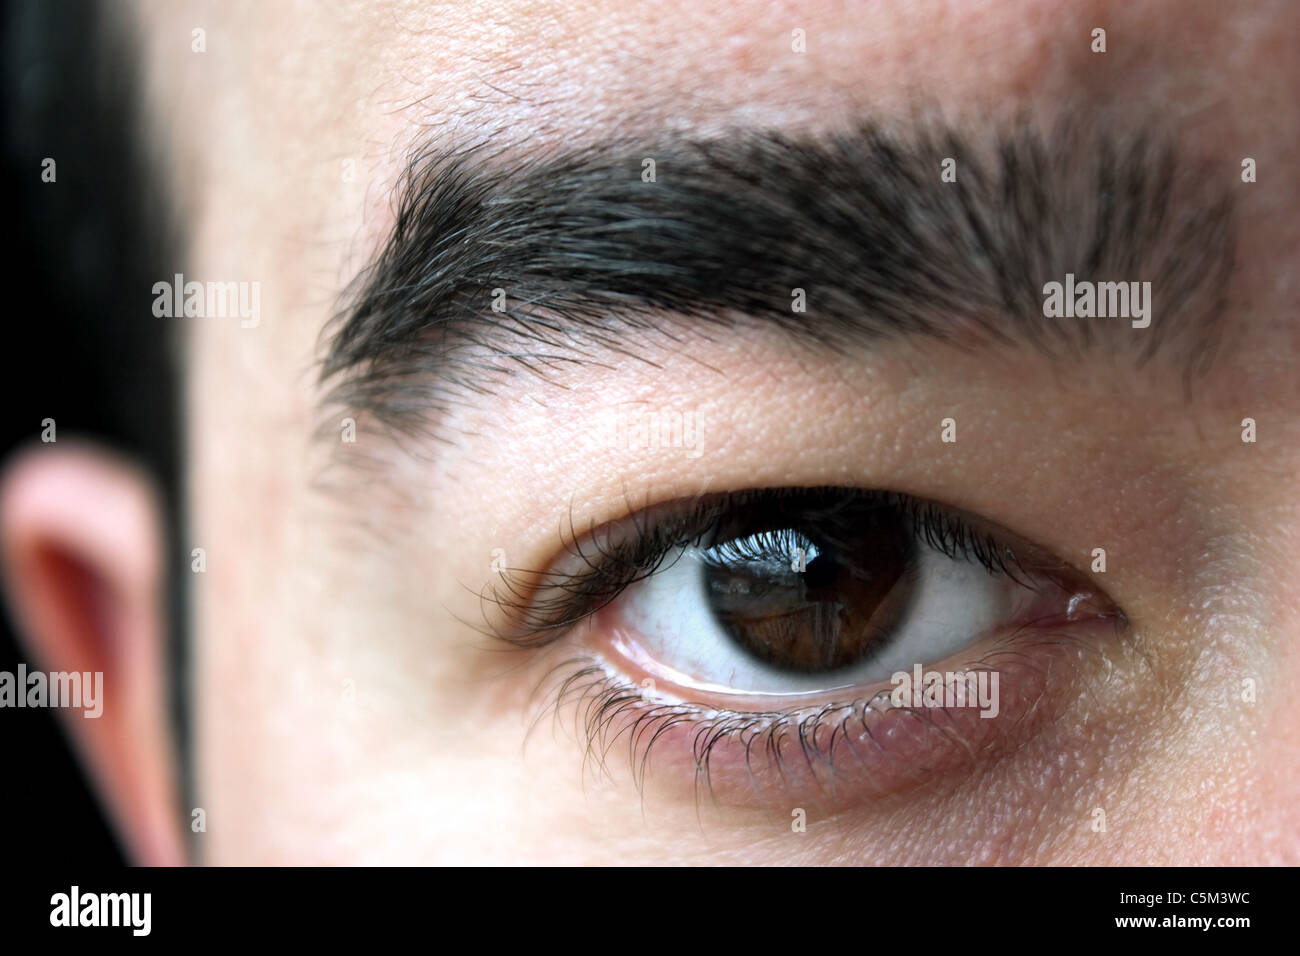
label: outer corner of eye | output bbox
[519,486,1124,809]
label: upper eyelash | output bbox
[482,487,1037,647]
[700,526,812,567]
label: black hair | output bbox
[1,0,187,860]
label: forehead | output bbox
[138,0,1292,146]
[132,0,1297,420]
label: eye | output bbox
[610,490,1065,698]
[492,487,1125,806]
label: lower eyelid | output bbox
[533,616,1124,810]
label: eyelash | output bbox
[487,487,1040,649]
[530,632,1084,803]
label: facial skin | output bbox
[2,0,1297,864]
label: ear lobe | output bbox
[0,443,185,865]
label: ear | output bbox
[0,443,185,865]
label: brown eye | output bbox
[700,501,916,673]
[581,486,1087,700]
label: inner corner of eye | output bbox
[538,486,1118,703]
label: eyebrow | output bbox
[319,112,1236,442]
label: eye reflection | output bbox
[700,505,914,673]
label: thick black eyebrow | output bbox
[320,113,1235,442]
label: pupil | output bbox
[803,553,836,590]
[701,503,915,674]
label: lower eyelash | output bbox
[533,653,964,805]
[526,617,1121,807]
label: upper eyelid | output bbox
[481,486,1097,649]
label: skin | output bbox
[1,0,1297,864]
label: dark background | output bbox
[1,0,183,866]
